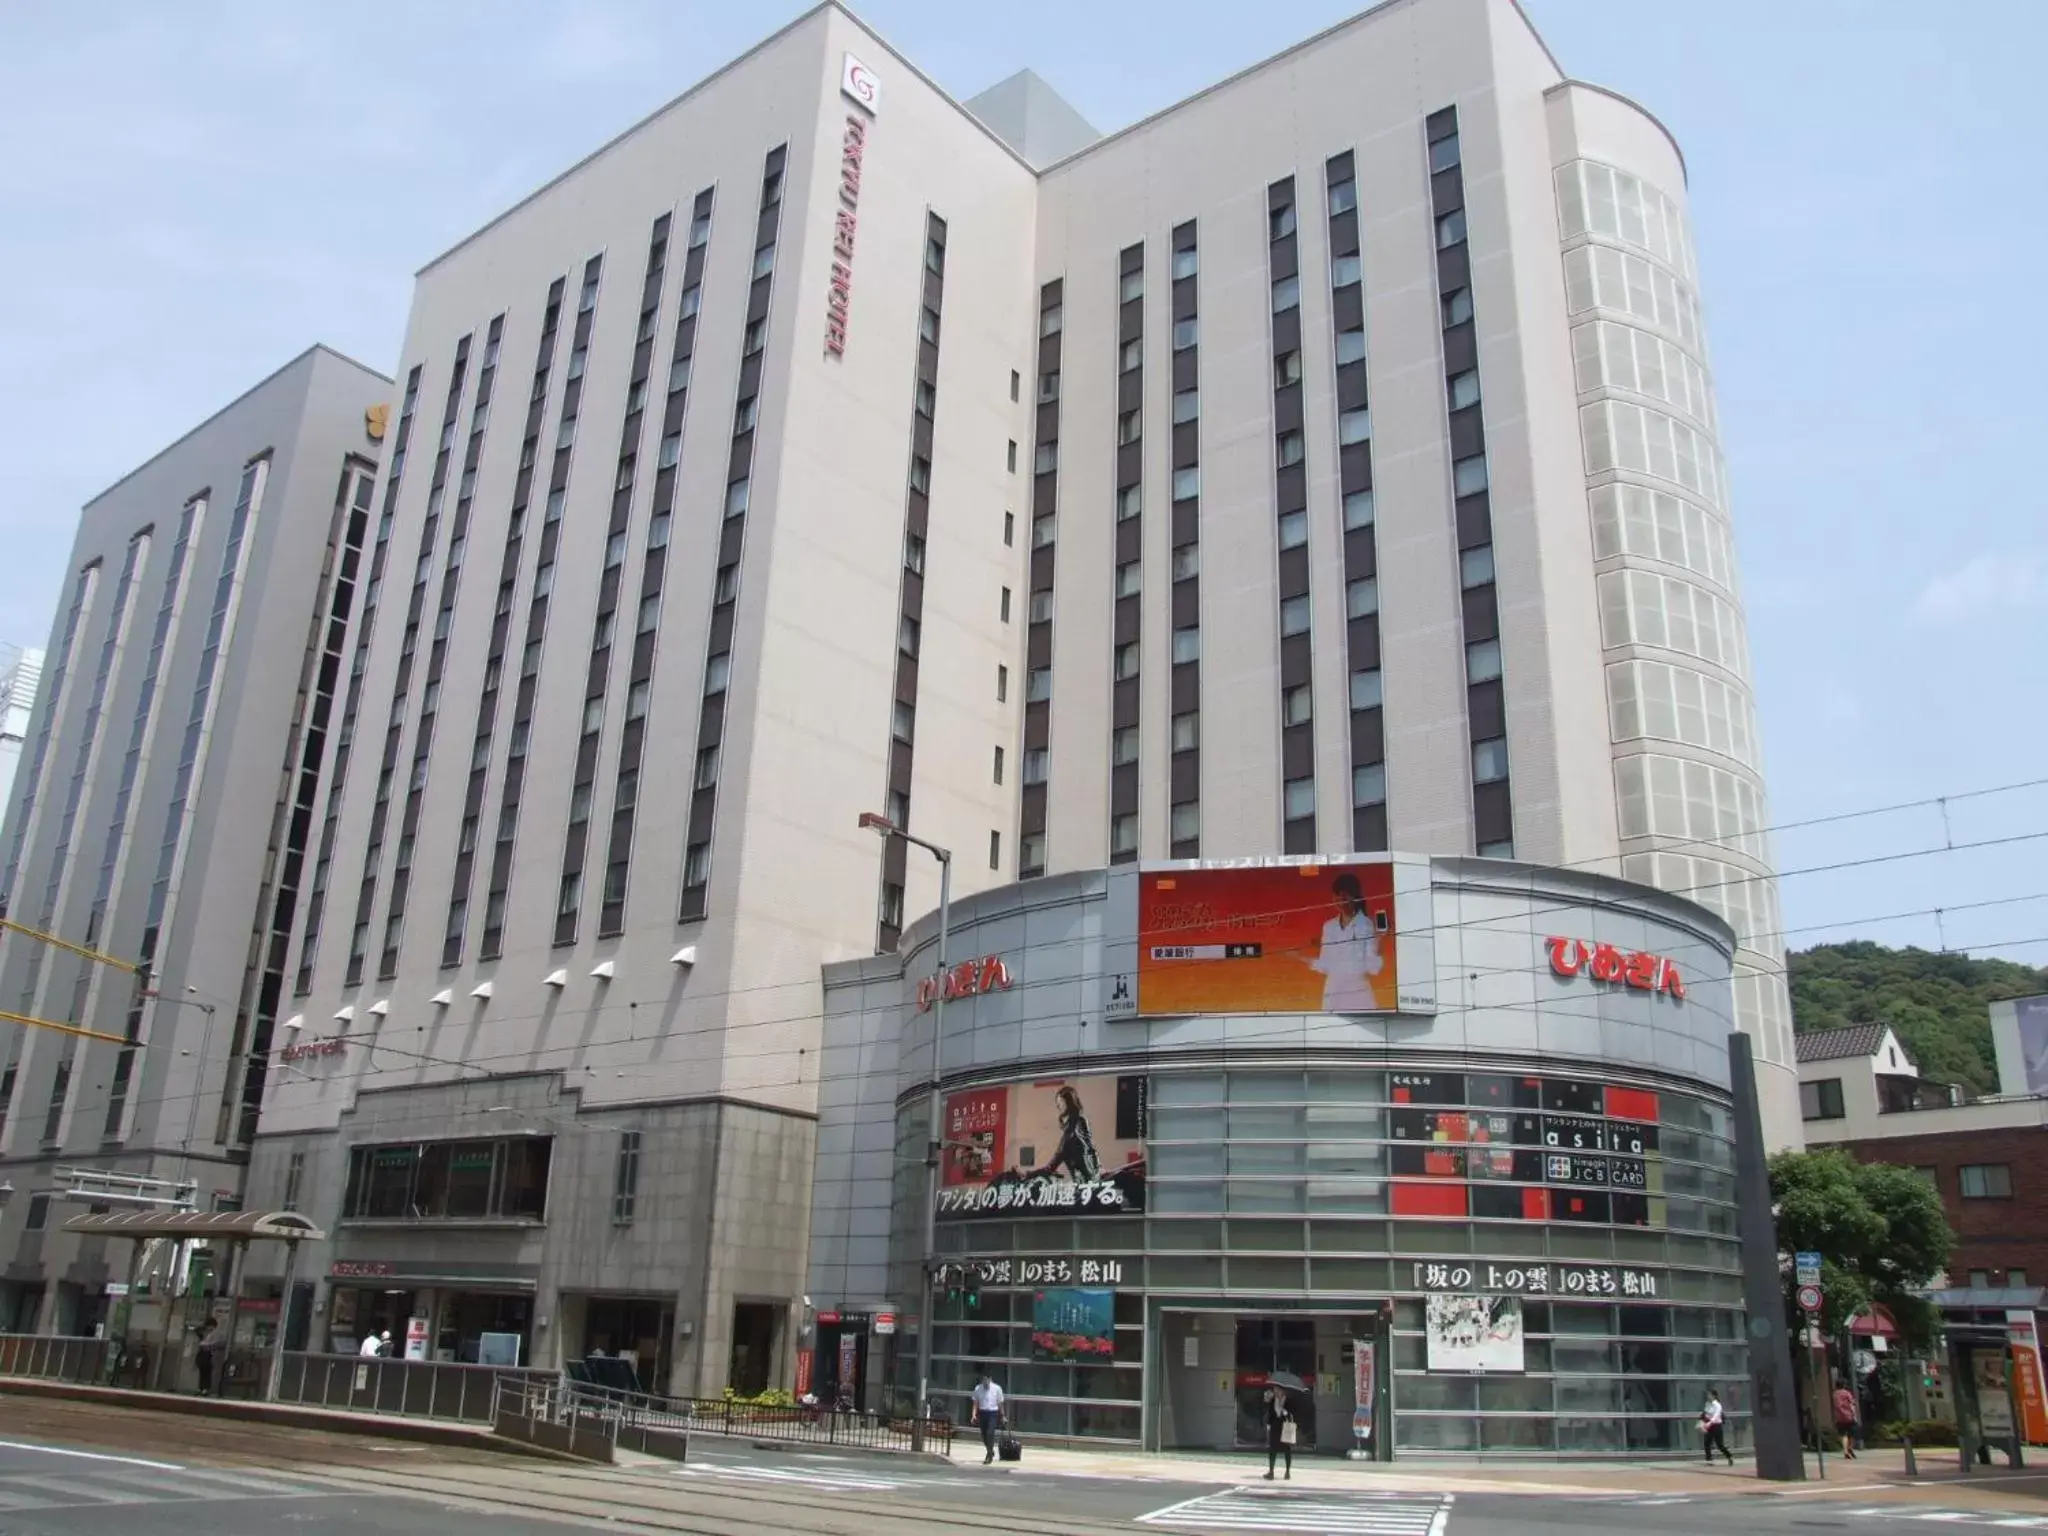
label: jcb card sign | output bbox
[1138,862,1398,1015]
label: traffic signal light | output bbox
[943,1265,961,1304]
[965,1276,981,1312]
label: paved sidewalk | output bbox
[1002,1443,2048,1501]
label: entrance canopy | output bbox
[60,1209,326,1242]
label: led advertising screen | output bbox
[1137,861,1398,1015]
[1031,1288,1115,1362]
[937,1075,1147,1218]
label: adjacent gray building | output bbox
[0,346,388,1333]
[0,647,46,814]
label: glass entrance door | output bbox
[1233,1317,1319,1448]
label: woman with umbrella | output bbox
[1263,1375,1303,1480]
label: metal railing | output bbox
[642,1391,954,1455]
[490,1375,622,1462]
[0,1333,116,1384]
[271,1351,557,1424]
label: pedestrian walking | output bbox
[1699,1387,1734,1465]
[972,1369,1005,1465]
[194,1319,220,1396]
[1264,1384,1295,1480]
[1832,1380,1860,1458]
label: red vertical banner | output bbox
[1351,1340,1376,1447]
[795,1347,814,1400]
[2006,1312,2048,1445]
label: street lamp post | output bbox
[141,990,218,1194]
[859,811,950,1454]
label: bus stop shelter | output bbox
[62,1208,324,1396]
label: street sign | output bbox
[1795,1251,1822,1286]
[1798,1283,1823,1313]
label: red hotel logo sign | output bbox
[1546,937,1686,999]
[823,114,868,356]
[916,955,1014,1013]
[281,1037,347,1063]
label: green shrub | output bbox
[1870,1418,1957,1447]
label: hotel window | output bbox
[1029,590,1055,623]
[1338,408,1372,445]
[1460,546,1495,588]
[1040,303,1063,336]
[1116,561,1142,598]
[1332,254,1363,287]
[1271,275,1300,312]
[992,746,1003,784]
[1038,370,1060,401]
[1172,627,1200,664]
[1349,669,1384,710]
[1465,640,1502,684]
[1472,737,1510,784]
[1284,777,1316,821]
[1120,339,1142,372]
[1117,485,1142,521]
[704,652,731,693]
[695,747,719,789]
[1344,490,1375,530]
[1437,208,1467,248]
[1346,577,1379,618]
[1283,685,1312,727]
[1172,318,1198,350]
[1026,667,1051,702]
[1119,269,1143,302]
[988,831,1001,870]
[1003,511,1015,546]
[998,585,1010,621]
[996,665,1008,701]
[1279,596,1311,637]
[1022,749,1049,785]
[1276,430,1304,467]
[1172,543,1199,580]
[1442,287,1474,327]
[1033,513,1057,547]
[1453,454,1489,496]
[878,882,905,930]
[1430,130,1462,173]
[1449,369,1481,410]
[1173,467,1201,501]
[907,534,927,576]
[1275,351,1302,388]
[909,456,931,494]
[1172,389,1199,424]
[1172,711,1199,752]
[892,701,915,742]
[1278,510,1308,550]
[1352,764,1387,807]
[1270,203,1297,240]
[1170,802,1199,842]
[1034,442,1059,474]
[1111,814,1138,856]
[1173,247,1198,279]
[1020,833,1045,873]
[735,395,759,433]
[1118,410,1141,445]
[1960,1164,2013,1199]
[1112,726,1139,766]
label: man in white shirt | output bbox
[1308,873,1384,1012]
[358,1331,385,1358]
[972,1370,1005,1464]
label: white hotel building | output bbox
[235,0,1793,1399]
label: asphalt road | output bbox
[4,1392,2048,1536]
[0,1437,578,1535]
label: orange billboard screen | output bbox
[1138,862,1398,1015]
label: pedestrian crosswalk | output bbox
[1137,1486,1451,1534]
[1832,1509,2048,1530]
[0,1458,333,1513]
[673,1459,926,1494]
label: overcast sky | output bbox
[2,0,2042,965]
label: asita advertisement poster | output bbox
[938,1075,1146,1217]
[1425,1294,1525,1373]
[1031,1288,1115,1362]
[2017,996,2048,1095]
[1138,862,1397,1015]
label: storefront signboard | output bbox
[331,1260,396,1279]
[1136,862,1402,1015]
[1545,937,1685,999]
[404,1316,430,1361]
[964,1257,1124,1286]
[937,1076,1145,1217]
[1409,1262,1661,1297]
[917,955,1013,1012]
[1426,1295,1524,1373]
